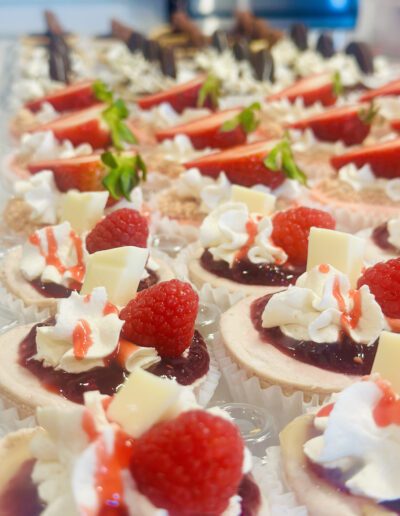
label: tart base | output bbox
[220,296,358,401]
[280,415,394,516]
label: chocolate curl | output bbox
[44,10,64,36]
[171,11,206,47]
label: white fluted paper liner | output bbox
[253,448,307,516]
[173,242,200,283]
[213,336,321,441]
[0,279,50,324]
[194,343,220,407]
[0,398,36,438]
[150,213,199,249]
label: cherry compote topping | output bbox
[29,269,159,299]
[200,249,302,287]
[251,295,378,375]
[18,321,209,404]
[372,223,400,254]
[0,459,44,516]
[238,474,262,515]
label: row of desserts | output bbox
[1,26,400,515]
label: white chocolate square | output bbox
[231,185,276,215]
[372,331,400,393]
[60,190,108,233]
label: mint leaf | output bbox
[358,101,379,125]
[102,99,137,150]
[197,75,221,109]
[92,80,114,103]
[263,139,307,185]
[101,152,147,201]
[332,71,343,97]
[220,102,261,134]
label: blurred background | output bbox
[0,0,397,56]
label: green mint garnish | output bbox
[263,138,307,186]
[102,99,137,150]
[332,71,344,97]
[101,151,147,201]
[220,102,261,134]
[358,101,379,125]
[92,80,114,103]
[197,74,221,110]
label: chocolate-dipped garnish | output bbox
[159,46,177,78]
[345,41,374,74]
[212,30,229,53]
[127,32,145,53]
[171,11,206,47]
[44,10,64,36]
[143,39,161,61]
[251,48,275,82]
[233,39,250,61]
[48,49,69,83]
[111,18,134,43]
[316,33,335,58]
[290,23,308,50]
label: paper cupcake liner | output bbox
[150,213,200,250]
[253,448,307,516]
[0,397,36,438]
[213,335,321,442]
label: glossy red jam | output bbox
[0,459,43,516]
[372,223,399,253]
[1,461,261,516]
[18,321,209,404]
[29,269,159,299]
[201,249,303,287]
[251,295,378,375]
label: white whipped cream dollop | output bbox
[262,264,384,344]
[14,170,60,224]
[263,97,325,125]
[387,219,400,249]
[20,221,87,286]
[175,168,231,213]
[200,201,287,266]
[157,134,211,164]
[304,378,400,503]
[339,163,400,202]
[107,187,144,214]
[35,287,123,373]
[290,127,345,154]
[16,131,93,163]
[34,102,59,124]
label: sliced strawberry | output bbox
[28,154,105,191]
[289,104,373,146]
[156,108,246,149]
[360,79,400,102]
[184,139,286,189]
[137,76,213,113]
[330,138,400,179]
[31,104,111,149]
[25,80,97,113]
[267,73,338,107]
[390,120,400,133]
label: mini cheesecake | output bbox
[361,221,400,264]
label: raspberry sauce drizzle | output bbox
[251,295,378,374]
[332,277,362,333]
[235,219,258,262]
[373,379,400,427]
[73,319,93,360]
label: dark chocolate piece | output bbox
[48,49,69,83]
[127,31,145,52]
[316,33,335,58]
[250,48,275,82]
[171,11,205,47]
[233,39,250,61]
[143,39,160,61]
[345,41,374,74]
[159,46,177,78]
[290,23,308,50]
[44,10,63,36]
[211,30,229,53]
[111,18,133,43]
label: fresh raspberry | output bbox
[357,258,400,319]
[86,208,148,254]
[120,279,199,357]
[130,410,244,515]
[272,207,335,266]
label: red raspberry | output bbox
[272,207,335,266]
[357,258,400,319]
[86,208,148,254]
[130,410,244,515]
[120,279,199,357]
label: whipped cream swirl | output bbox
[262,265,384,344]
[304,377,400,503]
[339,163,400,202]
[200,202,287,266]
[387,219,400,250]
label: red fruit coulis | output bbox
[372,222,400,253]
[250,294,378,374]
[29,268,159,299]
[18,321,209,403]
